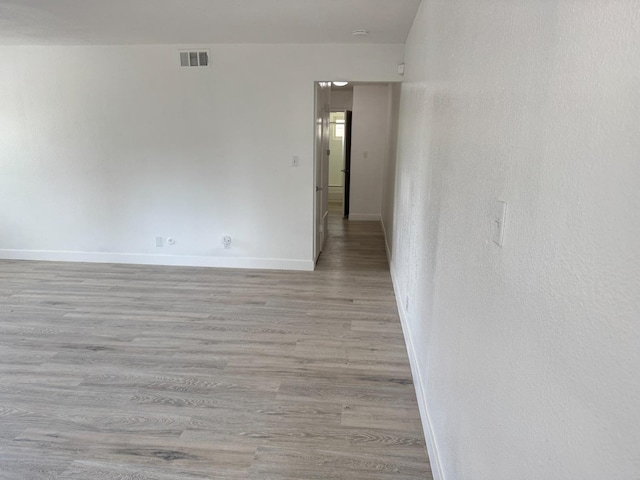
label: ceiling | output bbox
[0,0,421,46]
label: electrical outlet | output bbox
[291,155,300,167]
[155,236,163,248]
[223,236,232,249]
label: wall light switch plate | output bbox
[291,155,300,167]
[492,200,507,247]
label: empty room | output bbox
[0,1,638,479]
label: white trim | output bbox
[328,186,344,204]
[380,218,392,262]
[348,213,380,221]
[0,249,314,272]
[382,219,445,480]
[391,263,445,480]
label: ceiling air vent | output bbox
[180,50,210,68]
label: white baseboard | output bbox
[0,249,315,272]
[380,218,392,262]
[383,228,444,480]
[328,186,344,203]
[348,213,381,221]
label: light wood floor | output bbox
[0,205,431,479]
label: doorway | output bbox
[313,82,331,264]
[314,81,396,267]
[328,111,353,218]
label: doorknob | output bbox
[316,186,323,192]
[341,169,350,173]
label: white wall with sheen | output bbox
[381,82,401,253]
[384,1,640,479]
[349,84,392,221]
[329,89,353,111]
[0,44,403,270]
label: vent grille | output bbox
[180,50,210,68]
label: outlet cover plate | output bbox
[492,200,507,247]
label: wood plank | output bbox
[0,206,430,478]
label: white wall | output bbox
[349,84,392,221]
[329,112,345,188]
[384,1,640,479]
[381,82,401,251]
[0,43,403,270]
[330,89,353,111]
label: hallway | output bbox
[0,209,431,479]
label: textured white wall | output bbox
[384,1,640,479]
[0,44,403,270]
[350,84,392,221]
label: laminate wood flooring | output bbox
[0,208,432,479]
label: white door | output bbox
[314,82,331,263]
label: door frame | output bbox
[343,110,353,218]
[328,109,351,218]
[313,82,331,265]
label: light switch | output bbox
[492,200,507,247]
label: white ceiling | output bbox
[0,0,421,46]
